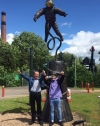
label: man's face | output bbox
[34,72,39,79]
[52,75,57,80]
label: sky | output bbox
[0,0,100,63]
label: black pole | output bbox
[30,47,33,77]
[28,47,33,105]
[90,46,95,73]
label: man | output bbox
[34,0,67,42]
[18,70,45,125]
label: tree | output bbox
[57,52,75,68]
[67,58,93,87]
[0,40,17,72]
[0,65,6,86]
[12,31,51,71]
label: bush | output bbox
[5,73,21,87]
[0,66,6,86]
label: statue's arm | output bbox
[33,8,44,22]
[58,75,64,85]
[54,8,68,17]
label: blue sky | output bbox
[0,0,100,62]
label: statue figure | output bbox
[33,0,73,124]
[33,0,67,42]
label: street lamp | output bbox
[74,58,77,88]
[29,47,33,77]
[28,43,33,105]
[90,46,95,73]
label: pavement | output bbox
[0,86,100,100]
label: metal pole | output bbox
[28,47,33,105]
[30,47,33,77]
[75,58,76,88]
[90,46,95,73]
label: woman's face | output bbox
[52,75,57,80]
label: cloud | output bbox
[15,31,21,35]
[61,33,67,36]
[51,50,60,56]
[0,29,20,44]
[7,31,21,44]
[6,33,14,44]
[63,31,100,63]
[61,22,72,27]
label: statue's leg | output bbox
[45,22,51,42]
[52,22,63,41]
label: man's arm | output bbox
[54,8,68,17]
[17,70,30,81]
[39,70,50,89]
[44,76,51,87]
[58,71,65,84]
[34,8,44,22]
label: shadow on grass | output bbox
[2,107,30,115]
[11,100,30,106]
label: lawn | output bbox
[69,93,100,126]
[0,93,100,126]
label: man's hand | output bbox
[42,70,46,75]
[34,18,37,22]
[60,71,64,75]
[64,13,68,17]
[17,70,21,74]
[45,76,49,80]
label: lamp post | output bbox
[29,47,33,77]
[74,58,77,88]
[90,46,95,74]
[28,46,33,105]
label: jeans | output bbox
[49,98,62,122]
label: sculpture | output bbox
[33,0,73,124]
[34,0,67,42]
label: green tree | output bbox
[57,52,75,67]
[12,31,51,71]
[67,59,93,87]
[0,66,7,86]
[0,40,17,72]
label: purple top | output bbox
[49,78,62,99]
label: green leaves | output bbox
[12,31,51,71]
[0,40,17,72]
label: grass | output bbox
[0,93,100,125]
[0,97,30,114]
[69,93,100,126]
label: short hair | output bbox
[33,71,39,74]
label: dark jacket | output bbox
[20,74,47,92]
[44,75,64,97]
[44,75,64,87]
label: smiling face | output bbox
[34,71,39,79]
[51,74,57,80]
